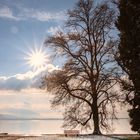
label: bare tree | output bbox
[42,0,119,134]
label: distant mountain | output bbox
[0,114,63,120]
[0,114,18,120]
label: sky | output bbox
[0,0,76,119]
[0,0,133,134]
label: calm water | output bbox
[0,119,64,135]
[0,119,135,135]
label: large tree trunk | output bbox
[92,98,101,135]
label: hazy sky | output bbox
[0,0,135,135]
[0,0,76,119]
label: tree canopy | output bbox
[42,0,120,134]
[116,0,140,133]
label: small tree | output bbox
[43,0,119,134]
[116,0,140,133]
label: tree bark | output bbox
[92,98,101,135]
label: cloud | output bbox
[17,5,66,22]
[0,90,62,119]
[0,76,30,91]
[47,26,63,35]
[17,7,52,21]
[31,11,52,21]
[19,8,66,22]
[0,4,65,22]
[0,6,20,20]
[0,64,59,91]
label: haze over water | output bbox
[0,119,135,135]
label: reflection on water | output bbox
[0,120,64,135]
[0,119,135,135]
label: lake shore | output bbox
[0,134,140,140]
[0,134,39,140]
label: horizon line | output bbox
[0,118,129,120]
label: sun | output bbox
[29,51,45,68]
[26,47,48,70]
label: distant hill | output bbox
[0,114,63,120]
[0,114,18,120]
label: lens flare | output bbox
[25,47,48,70]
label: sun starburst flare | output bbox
[25,47,49,70]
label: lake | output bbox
[0,119,135,135]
